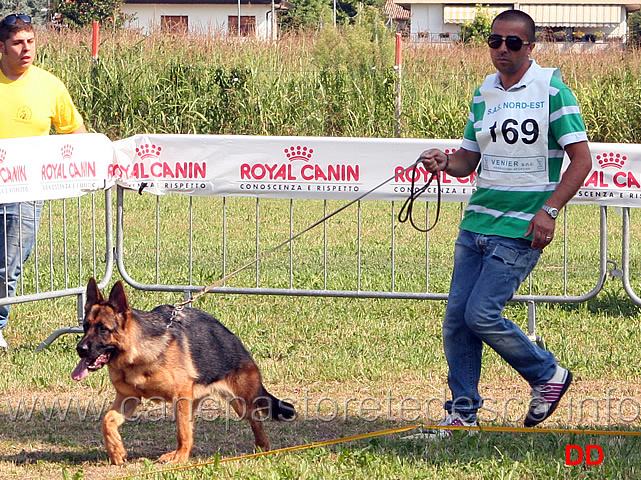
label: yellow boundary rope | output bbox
[111,423,640,479]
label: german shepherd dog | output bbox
[72,278,295,465]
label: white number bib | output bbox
[476,64,558,187]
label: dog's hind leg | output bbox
[157,386,195,464]
[230,397,271,451]
[103,393,140,466]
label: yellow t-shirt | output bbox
[0,65,84,138]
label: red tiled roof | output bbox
[384,0,410,20]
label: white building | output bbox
[123,0,293,40]
[394,1,641,41]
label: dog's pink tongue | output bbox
[71,358,89,381]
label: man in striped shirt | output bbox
[417,10,591,436]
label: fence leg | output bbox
[35,292,85,351]
[36,326,83,351]
[527,300,546,350]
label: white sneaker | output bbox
[524,365,573,427]
[0,330,7,348]
[401,413,479,440]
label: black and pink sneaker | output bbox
[524,365,573,427]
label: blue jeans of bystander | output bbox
[443,229,558,423]
[0,201,43,330]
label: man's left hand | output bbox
[525,210,555,250]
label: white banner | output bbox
[572,142,641,206]
[112,134,641,207]
[3,133,641,208]
[111,134,476,200]
[0,133,115,203]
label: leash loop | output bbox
[397,160,441,233]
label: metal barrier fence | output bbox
[3,185,637,350]
[114,185,614,347]
[622,207,641,306]
[0,189,114,350]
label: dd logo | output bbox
[565,445,604,466]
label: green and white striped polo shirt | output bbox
[460,60,588,239]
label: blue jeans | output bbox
[0,201,43,330]
[443,229,557,422]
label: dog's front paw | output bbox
[105,434,128,465]
[157,449,190,464]
[108,447,127,466]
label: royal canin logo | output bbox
[583,150,641,191]
[597,152,626,169]
[239,145,359,182]
[108,142,206,180]
[0,149,5,164]
[42,142,95,181]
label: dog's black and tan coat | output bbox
[72,278,295,465]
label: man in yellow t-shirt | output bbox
[0,13,87,348]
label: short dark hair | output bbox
[0,17,34,43]
[492,10,536,43]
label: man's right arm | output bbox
[418,147,480,177]
[69,124,88,134]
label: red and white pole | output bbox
[395,32,402,68]
[92,21,100,64]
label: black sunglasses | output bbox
[487,34,531,51]
[1,13,32,26]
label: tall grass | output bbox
[33,26,641,142]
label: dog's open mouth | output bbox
[71,352,111,381]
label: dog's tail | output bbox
[257,390,296,421]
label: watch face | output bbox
[543,205,558,218]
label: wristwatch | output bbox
[541,205,559,219]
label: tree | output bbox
[334,0,384,26]
[280,0,384,31]
[628,11,641,48]
[55,0,127,28]
[0,0,51,23]
[280,0,332,31]
[459,5,493,45]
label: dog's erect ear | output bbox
[86,277,104,308]
[108,280,131,315]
